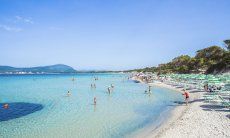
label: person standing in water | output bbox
[148,85,151,93]
[94,97,97,105]
[108,87,111,94]
[182,89,189,105]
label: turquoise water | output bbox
[0,73,183,138]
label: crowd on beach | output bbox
[131,72,230,108]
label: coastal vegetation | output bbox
[128,40,230,74]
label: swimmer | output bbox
[111,84,114,88]
[94,97,97,105]
[67,91,71,97]
[3,103,9,109]
[94,84,96,88]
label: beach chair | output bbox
[218,96,230,108]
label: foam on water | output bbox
[0,73,183,138]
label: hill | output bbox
[0,64,77,74]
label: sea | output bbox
[0,73,183,138]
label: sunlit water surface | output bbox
[0,73,183,138]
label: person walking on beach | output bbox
[182,89,189,105]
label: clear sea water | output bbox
[0,73,183,138]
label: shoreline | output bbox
[128,81,190,138]
[140,81,192,138]
[129,78,230,138]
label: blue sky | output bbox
[0,0,229,70]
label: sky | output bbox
[0,0,230,70]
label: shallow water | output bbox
[0,73,183,138]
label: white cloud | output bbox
[15,16,34,24]
[0,25,23,32]
[15,16,22,20]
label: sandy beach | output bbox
[131,80,230,138]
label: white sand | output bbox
[131,81,230,138]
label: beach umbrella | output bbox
[207,78,223,86]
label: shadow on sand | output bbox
[169,98,205,107]
[189,90,205,93]
[226,114,230,119]
[0,102,43,121]
[200,104,230,112]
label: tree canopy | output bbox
[224,39,230,50]
[129,40,230,74]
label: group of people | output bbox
[145,85,152,94]
[66,76,116,106]
[204,84,222,92]
[91,84,96,89]
[133,73,191,106]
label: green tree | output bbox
[171,55,191,67]
[224,39,230,50]
[195,46,225,67]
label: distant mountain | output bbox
[0,64,77,74]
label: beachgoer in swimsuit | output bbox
[94,97,97,105]
[182,89,189,105]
